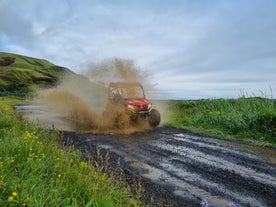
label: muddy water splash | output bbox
[39,89,101,130]
[36,58,164,133]
[86,58,150,88]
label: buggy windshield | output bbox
[110,84,145,99]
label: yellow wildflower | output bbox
[7,191,17,201]
[8,196,14,202]
[9,159,15,164]
[37,141,43,145]
[80,161,88,169]
[24,131,37,141]
[54,172,62,178]
[0,176,3,186]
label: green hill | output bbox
[0,52,75,96]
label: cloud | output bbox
[0,0,275,99]
[0,1,35,49]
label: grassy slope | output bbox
[165,98,276,147]
[0,97,140,206]
[0,52,75,96]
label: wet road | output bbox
[62,128,276,207]
[15,105,276,207]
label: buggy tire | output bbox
[149,109,161,127]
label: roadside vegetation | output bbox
[0,97,141,207]
[166,96,276,146]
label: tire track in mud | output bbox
[62,127,276,207]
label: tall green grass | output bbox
[0,98,140,207]
[167,97,276,146]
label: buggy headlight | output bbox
[127,105,135,110]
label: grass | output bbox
[166,97,276,147]
[0,97,141,207]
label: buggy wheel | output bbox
[148,109,161,127]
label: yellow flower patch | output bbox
[23,131,37,142]
[8,191,17,202]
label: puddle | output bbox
[175,133,276,165]
[155,142,276,187]
[142,163,234,207]
[159,160,264,207]
[14,104,75,131]
[241,145,276,164]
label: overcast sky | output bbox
[0,0,275,99]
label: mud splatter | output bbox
[35,58,165,134]
[85,58,150,88]
[38,89,100,130]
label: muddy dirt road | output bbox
[15,105,276,207]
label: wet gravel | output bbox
[61,127,276,207]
